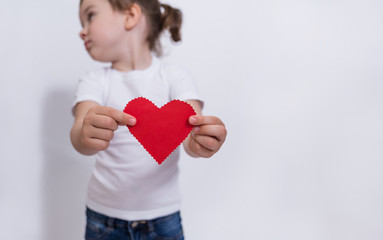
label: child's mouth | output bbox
[85,40,91,50]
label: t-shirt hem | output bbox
[86,198,182,221]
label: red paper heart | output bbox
[123,97,196,164]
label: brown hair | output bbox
[85,0,182,56]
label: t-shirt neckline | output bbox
[110,55,159,79]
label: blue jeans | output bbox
[85,207,184,240]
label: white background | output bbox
[1,0,383,239]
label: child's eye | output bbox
[87,12,95,21]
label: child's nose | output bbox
[79,29,87,40]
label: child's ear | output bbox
[124,3,142,30]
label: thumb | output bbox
[118,112,136,126]
[101,107,136,126]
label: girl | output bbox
[71,0,227,239]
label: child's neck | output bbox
[111,48,152,72]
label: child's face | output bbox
[79,0,127,62]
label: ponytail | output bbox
[105,0,183,56]
[160,4,182,42]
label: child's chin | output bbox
[89,52,111,63]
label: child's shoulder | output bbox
[157,57,191,78]
[80,66,115,81]
[82,66,112,77]
[78,67,113,87]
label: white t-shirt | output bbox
[73,56,202,221]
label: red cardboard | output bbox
[123,97,196,164]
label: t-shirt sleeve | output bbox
[72,68,106,115]
[166,64,204,108]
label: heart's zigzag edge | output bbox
[125,97,195,110]
[124,96,154,111]
[127,127,192,165]
[124,97,196,165]
[162,99,196,113]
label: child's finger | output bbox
[189,115,224,127]
[81,137,110,152]
[90,114,119,130]
[96,106,136,126]
[191,134,221,152]
[193,124,227,142]
[190,138,215,158]
[87,127,115,142]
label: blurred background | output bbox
[1,0,383,239]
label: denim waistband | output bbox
[86,207,180,230]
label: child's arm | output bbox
[70,101,136,155]
[184,100,227,158]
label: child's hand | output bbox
[80,106,136,151]
[186,115,227,158]
[71,101,136,155]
